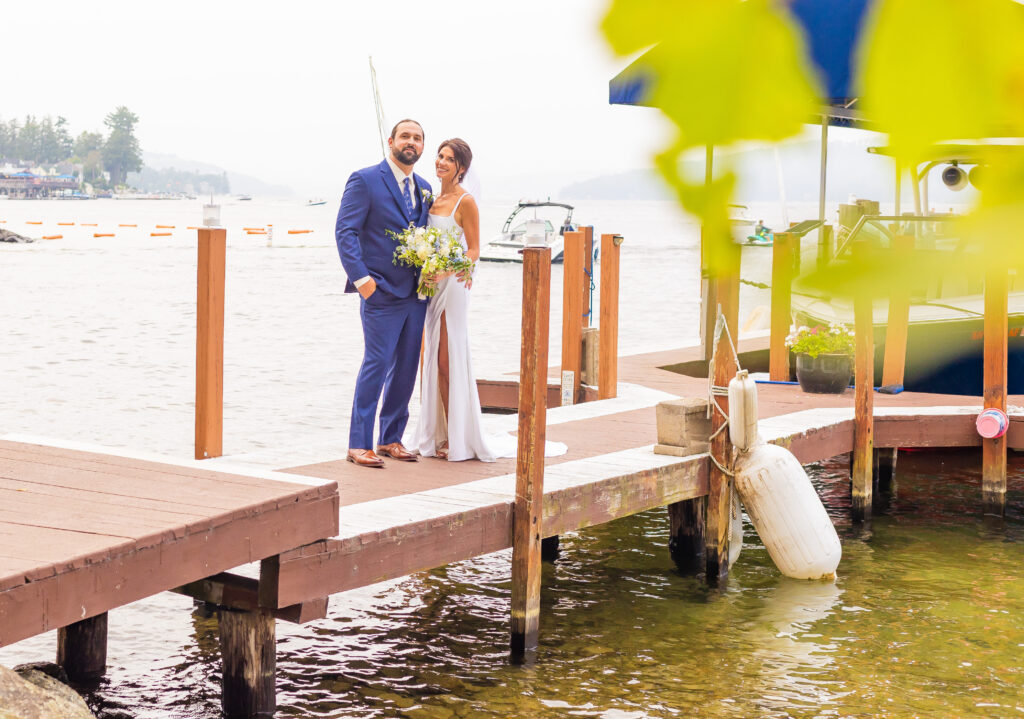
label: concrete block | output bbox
[656,398,711,455]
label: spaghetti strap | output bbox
[451,193,471,216]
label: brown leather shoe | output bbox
[347,449,384,468]
[376,442,419,462]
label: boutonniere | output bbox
[421,189,435,206]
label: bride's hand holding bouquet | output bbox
[389,224,475,298]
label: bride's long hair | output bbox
[439,138,472,184]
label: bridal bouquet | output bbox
[389,224,475,298]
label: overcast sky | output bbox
[4,0,670,196]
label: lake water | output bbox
[2,198,1022,718]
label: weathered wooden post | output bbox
[706,241,740,585]
[511,246,551,658]
[769,231,795,381]
[581,225,594,327]
[598,234,621,400]
[881,235,914,389]
[561,230,586,405]
[196,226,226,460]
[219,609,276,718]
[56,613,107,683]
[852,243,874,523]
[983,262,1008,516]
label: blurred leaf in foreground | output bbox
[602,0,820,275]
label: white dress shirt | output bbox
[354,156,417,289]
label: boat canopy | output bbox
[608,0,872,126]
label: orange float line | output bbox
[156,224,175,229]
[151,232,171,237]
[287,229,313,234]
[187,226,201,230]
[93,233,114,238]
[42,235,62,240]
[118,223,137,227]
[81,223,98,226]
[243,227,265,231]
[26,221,42,225]
[57,222,75,226]
[246,230,267,235]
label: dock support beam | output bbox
[57,613,107,683]
[881,235,914,390]
[852,267,874,524]
[219,609,276,718]
[706,242,740,585]
[581,225,594,328]
[196,227,226,460]
[561,230,585,405]
[511,246,551,659]
[598,234,621,400]
[668,498,706,574]
[983,264,1008,516]
[769,231,795,381]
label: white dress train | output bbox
[414,194,567,462]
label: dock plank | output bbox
[0,441,340,647]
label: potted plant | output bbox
[785,323,856,394]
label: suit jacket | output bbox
[335,159,433,299]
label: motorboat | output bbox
[479,200,578,263]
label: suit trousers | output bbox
[349,291,426,449]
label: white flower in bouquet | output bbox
[388,223,475,298]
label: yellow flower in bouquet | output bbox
[388,224,475,298]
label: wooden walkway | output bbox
[225,336,1024,609]
[0,437,339,648]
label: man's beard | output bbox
[394,146,420,165]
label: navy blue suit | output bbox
[336,159,432,449]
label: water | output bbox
[3,198,1023,717]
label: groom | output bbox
[336,119,432,468]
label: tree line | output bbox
[0,106,143,188]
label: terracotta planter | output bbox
[795,353,853,394]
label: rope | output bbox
[706,305,742,478]
[740,278,771,290]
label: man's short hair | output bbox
[390,119,424,140]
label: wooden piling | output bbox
[881,235,914,389]
[56,613,107,683]
[581,225,594,327]
[561,230,586,405]
[196,227,226,460]
[983,264,1008,516]
[511,246,551,658]
[852,261,874,523]
[218,609,276,718]
[706,242,740,585]
[598,234,621,400]
[769,231,795,381]
[668,498,705,574]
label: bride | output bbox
[414,138,566,462]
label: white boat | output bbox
[479,201,577,264]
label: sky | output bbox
[4,0,671,197]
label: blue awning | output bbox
[609,0,872,125]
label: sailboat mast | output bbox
[369,56,388,159]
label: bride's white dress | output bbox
[414,194,568,462]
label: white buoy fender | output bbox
[728,369,759,451]
[734,442,842,580]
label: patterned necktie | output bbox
[403,177,414,215]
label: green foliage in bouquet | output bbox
[389,224,475,298]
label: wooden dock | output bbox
[190,336,1022,608]
[0,436,339,711]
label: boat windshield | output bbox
[510,220,555,235]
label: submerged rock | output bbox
[0,664,97,719]
[0,229,34,243]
